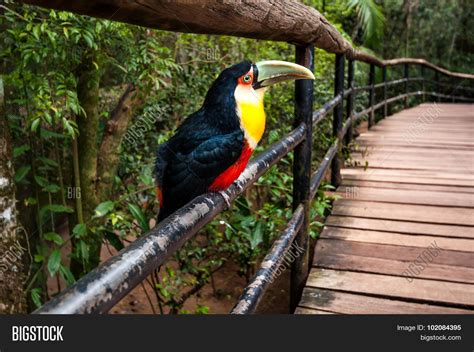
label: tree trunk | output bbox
[71,55,144,277]
[0,77,28,313]
[96,83,142,201]
[71,53,102,276]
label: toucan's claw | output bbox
[219,191,232,210]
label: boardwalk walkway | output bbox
[296,103,474,314]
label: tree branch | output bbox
[96,83,143,200]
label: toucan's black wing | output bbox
[155,121,244,220]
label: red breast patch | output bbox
[209,143,253,191]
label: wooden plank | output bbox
[342,166,474,178]
[353,141,473,151]
[356,135,474,145]
[358,136,474,143]
[340,179,474,193]
[314,252,474,284]
[352,152,474,163]
[342,168,474,185]
[298,287,473,314]
[306,268,474,306]
[325,216,474,239]
[335,187,474,208]
[315,239,474,268]
[372,122,474,128]
[351,149,474,158]
[342,173,474,187]
[350,160,474,174]
[352,153,474,164]
[331,199,474,226]
[294,306,335,314]
[320,226,474,252]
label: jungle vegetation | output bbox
[0,0,472,313]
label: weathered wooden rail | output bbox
[23,0,474,314]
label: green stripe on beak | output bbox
[254,60,315,90]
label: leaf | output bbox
[94,201,115,217]
[13,145,30,158]
[43,184,60,193]
[15,165,31,183]
[31,288,42,308]
[25,197,37,206]
[47,249,61,277]
[44,232,64,245]
[62,118,76,136]
[43,204,74,213]
[250,221,263,250]
[128,203,149,231]
[34,254,44,263]
[38,156,58,167]
[31,118,41,132]
[78,240,89,262]
[59,265,75,285]
[40,128,64,139]
[72,223,87,238]
[32,24,40,40]
[44,111,52,124]
[34,175,49,187]
[104,231,124,251]
[347,0,384,45]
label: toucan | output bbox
[155,60,314,221]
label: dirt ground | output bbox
[107,245,291,315]
[48,215,292,314]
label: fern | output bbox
[347,0,385,46]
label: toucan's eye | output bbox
[243,74,252,83]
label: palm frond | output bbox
[347,0,385,46]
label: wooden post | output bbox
[404,63,409,108]
[382,66,387,118]
[345,59,354,145]
[420,65,425,103]
[331,53,344,187]
[368,63,375,128]
[290,44,314,312]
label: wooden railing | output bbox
[24,0,474,314]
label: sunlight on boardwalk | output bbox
[296,103,474,314]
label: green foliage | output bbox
[4,0,464,313]
[346,0,384,46]
[1,3,345,312]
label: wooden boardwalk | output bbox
[296,103,474,314]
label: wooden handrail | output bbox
[23,0,474,79]
[384,58,474,79]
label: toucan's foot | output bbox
[219,191,232,210]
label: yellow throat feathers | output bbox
[234,84,266,148]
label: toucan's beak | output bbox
[253,60,315,90]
